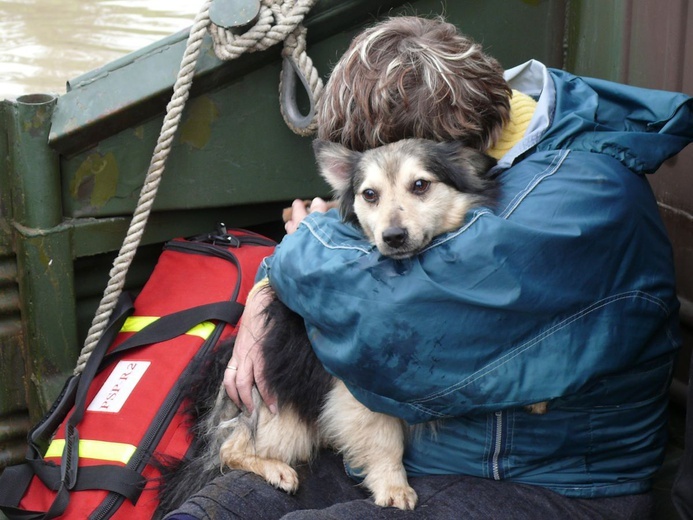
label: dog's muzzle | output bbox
[382,227,408,249]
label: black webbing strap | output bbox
[100,300,244,367]
[57,300,243,515]
[29,292,135,457]
[24,463,144,502]
[0,297,244,520]
[0,293,136,520]
[0,464,35,511]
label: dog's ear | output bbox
[425,141,499,207]
[463,149,497,179]
[437,141,497,178]
[312,139,360,194]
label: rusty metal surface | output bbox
[567,0,693,399]
[625,0,693,394]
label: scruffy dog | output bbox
[156,137,498,515]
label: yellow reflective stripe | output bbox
[120,316,158,332]
[45,439,137,464]
[185,321,216,339]
[120,317,216,339]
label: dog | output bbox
[156,138,501,515]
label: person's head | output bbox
[317,16,511,152]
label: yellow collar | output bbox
[486,89,537,160]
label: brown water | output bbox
[0,0,203,99]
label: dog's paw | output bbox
[525,401,549,414]
[373,484,418,510]
[262,460,300,495]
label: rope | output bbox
[208,0,323,134]
[74,0,321,374]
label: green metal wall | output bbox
[0,0,572,468]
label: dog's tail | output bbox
[153,444,220,518]
[152,340,237,518]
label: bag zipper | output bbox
[186,224,277,249]
[90,234,269,518]
[165,237,274,303]
[165,241,244,301]
[89,321,226,520]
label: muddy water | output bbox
[0,0,203,99]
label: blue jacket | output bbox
[262,61,693,497]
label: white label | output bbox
[87,360,151,413]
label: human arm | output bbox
[263,152,682,423]
[223,279,276,413]
[225,197,330,412]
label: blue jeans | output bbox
[164,451,653,520]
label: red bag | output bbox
[0,227,275,519]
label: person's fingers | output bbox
[309,197,329,213]
[234,352,256,413]
[253,354,277,414]
[222,358,241,409]
[285,199,309,234]
[285,197,333,234]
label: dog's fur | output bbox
[156,138,499,515]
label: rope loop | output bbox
[208,0,323,133]
[279,24,323,134]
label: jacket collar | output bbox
[496,60,555,168]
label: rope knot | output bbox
[208,0,322,134]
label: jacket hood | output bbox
[505,60,693,174]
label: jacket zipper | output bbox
[491,410,504,480]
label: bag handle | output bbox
[59,300,244,513]
[0,292,136,520]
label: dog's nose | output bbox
[382,227,408,248]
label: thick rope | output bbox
[74,0,321,374]
[74,0,214,374]
[208,0,316,59]
[208,0,322,134]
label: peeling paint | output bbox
[180,96,219,150]
[22,105,51,137]
[134,125,145,140]
[70,152,119,208]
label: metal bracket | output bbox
[280,56,317,132]
[209,0,262,32]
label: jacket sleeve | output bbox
[264,151,681,424]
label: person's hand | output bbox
[225,197,331,412]
[224,286,277,414]
[284,197,330,234]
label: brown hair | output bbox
[317,16,511,152]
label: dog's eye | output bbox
[362,189,378,203]
[412,179,431,195]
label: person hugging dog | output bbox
[167,15,693,520]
